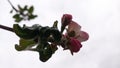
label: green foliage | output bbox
[13,22,62,62]
[39,45,53,62]
[15,38,36,51]
[28,6,34,14]
[50,28,62,42]
[13,24,40,39]
[11,5,37,23]
[13,14,23,22]
[51,21,62,42]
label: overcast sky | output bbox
[0,0,120,68]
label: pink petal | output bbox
[68,21,81,36]
[76,31,89,42]
[69,38,82,54]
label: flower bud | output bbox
[61,14,72,33]
[61,14,72,26]
[69,38,82,55]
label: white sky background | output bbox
[0,0,120,68]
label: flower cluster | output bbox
[61,14,89,55]
[13,14,89,62]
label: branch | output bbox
[8,0,18,12]
[0,24,14,32]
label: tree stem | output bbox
[8,0,18,12]
[0,24,14,32]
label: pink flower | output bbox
[61,14,89,55]
[68,38,82,55]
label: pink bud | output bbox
[69,38,82,55]
[61,14,72,26]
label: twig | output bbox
[0,24,14,32]
[8,0,18,12]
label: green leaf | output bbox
[18,5,23,11]
[18,5,25,13]
[13,14,23,22]
[28,6,34,14]
[13,14,20,19]
[36,42,48,52]
[52,20,58,28]
[15,17,23,22]
[24,5,28,10]
[13,24,39,39]
[39,45,53,62]
[38,27,51,41]
[28,15,37,20]
[15,38,36,51]
[50,44,58,54]
[10,10,13,13]
[31,24,41,29]
[50,28,62,42]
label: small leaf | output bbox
[15,38,36,51]
[13,24,38,39]
[38,27,51,41]
[28,6,34,14]
[50,44,58,54]
[28,15,37,20]
[24,5,28,10]
[39,45,53,62]
[15,17,23,22]
[13,14,23,22]
[18,5,25,13]
[15,44,23,51]
[13,14,20,18]
[50,28,62,42]
[18,5,23,10]
[52,20,58,28]
[10,10,13,13]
